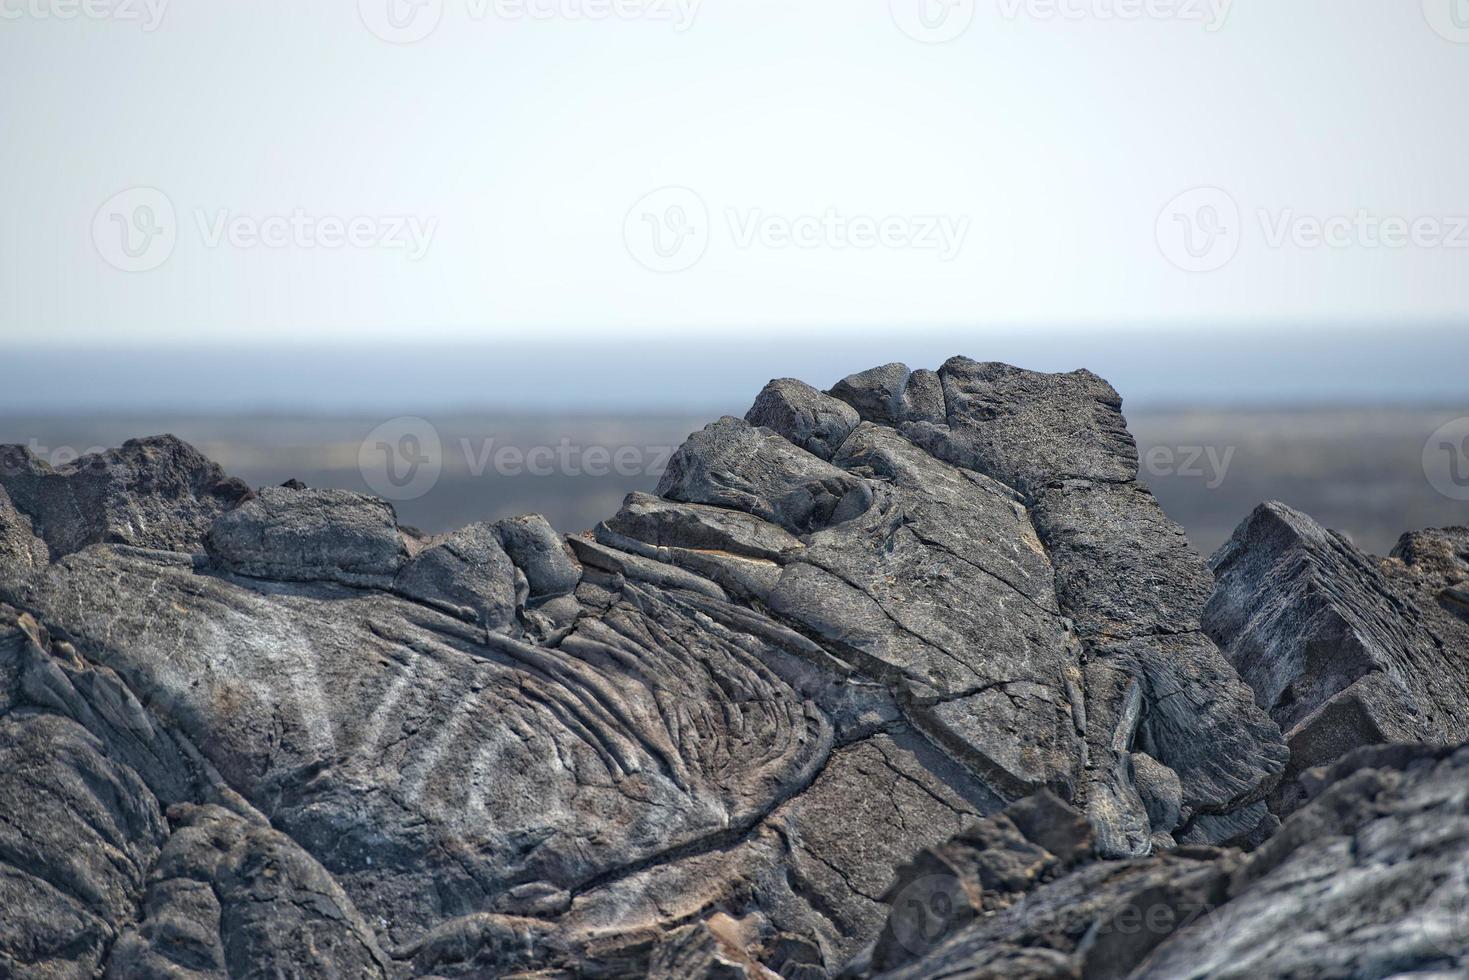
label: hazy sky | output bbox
[3,0,1468,346]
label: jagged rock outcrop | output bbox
[1205,502,1469,811]
[0,436,250,558]
[850,743,1469,979]
[0,359,1459,978]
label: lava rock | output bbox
[1205,502,1469,796]
[206,484,408,585]
[603,491,804,563]
[900,358,1138,495]
[0,435,250,557]
[0,359,1440,980]
[829,362,913,425]
[0,485,48,580]
[747,378,862,461]
[493,513,582,599]
[395,521,521,630]
[656,416,873,535]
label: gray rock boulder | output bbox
[899,358,1138,495]
[603,490,804,562]
[747,378,862,461]
[856,792,1237,979]
[0,606,392,980]
[394,521,521,630]
[1387,525,1469,631]
[656,416,873,534]
[206,484,408,586]
[829,362,913,425]
[493,513,582,599]
[107,803,393,979]
[1137,743,1469,978]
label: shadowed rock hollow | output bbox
[0,358,1463,979]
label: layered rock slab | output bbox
[11,547,831,949]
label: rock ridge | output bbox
[0,359,1461,978]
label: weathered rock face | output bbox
[818,359,1285,856]
[851,743,1469,980]
[0,435,250,558]
[0,608,390,979]
[0,485,48,582]
[1386,525,1469,640]
[4,357,1460,979]
[1205,502,1469,810]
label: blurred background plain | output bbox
[3,0,1466,555]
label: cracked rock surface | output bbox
[850,744,1469,980]
[0,358,1462,978]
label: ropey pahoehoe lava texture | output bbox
[0,358,1465,979]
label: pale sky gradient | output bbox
[3,0,1469,345]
